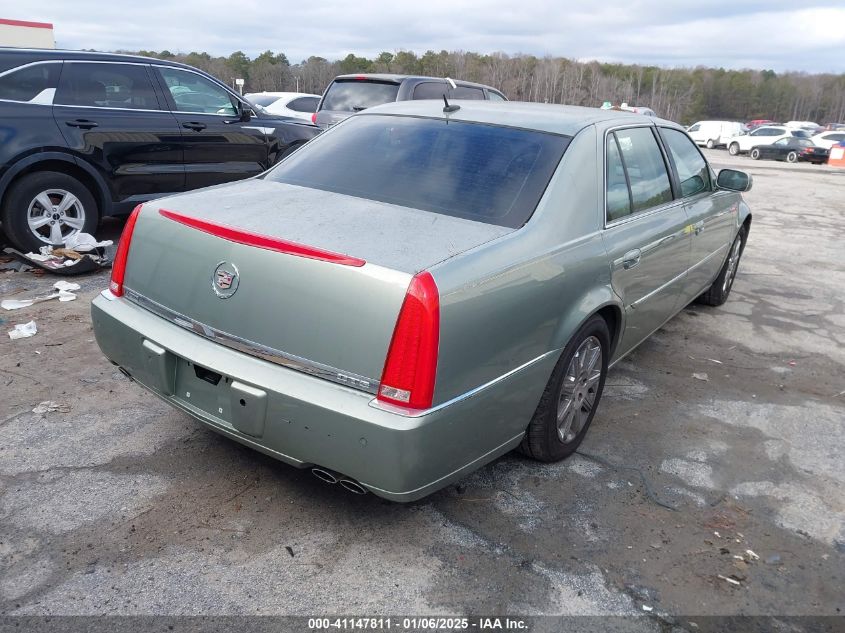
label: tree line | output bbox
[130,48,845,125]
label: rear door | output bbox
[314,78,400,128]
[601,126,691,356]
[52,61,185,203]
[659,127,736,302]
[153,65,269,190]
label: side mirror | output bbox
[239,103,254,122]
[717,168,752,192]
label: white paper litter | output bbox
[2,281,80,310]
[32,400,71,414]
[53,281,81,292]
[8,320,37,339]
[24,252,59,262]
[64,232,113,252]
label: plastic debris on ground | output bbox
[692,372,710,381]
[3,232,113,275]
[2,281,81,310]
[8,320,37,339]
[32,400,71,414]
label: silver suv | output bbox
[312,74,507,128]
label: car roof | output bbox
[332,73,500,92]
[0,47,198,73]
[245,92,319,99]
[358,100,679,137]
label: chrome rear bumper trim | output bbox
[123,287,379,394]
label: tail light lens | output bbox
[377,271,440,410]
[109,204,142,297]
[311,112,317,124]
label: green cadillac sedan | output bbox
[91,101,752,501]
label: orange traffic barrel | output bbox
[829,142,845,168]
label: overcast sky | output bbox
[10,0,845,73]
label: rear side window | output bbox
[265,115,569,228]
[288,96,319,112]
[55,63,160,110]
[610,127,673,217]
[660,128,710,197]
[451,86,484,100]
[321,80,399,112]
[606,135,631,222]
[0,63,60,103]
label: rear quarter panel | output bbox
[430,125,620,407]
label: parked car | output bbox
[312,74,507,128]
[620,104,657,117]
[687,120,746,148]
[91,102,752,501]
[726,125,811,155]
[749,137,829,164]
[746,119,775,130]
[810,130,845,149]
[785,120,822,134]
[244,91,320,121]
[0,48,321,251]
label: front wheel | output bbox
[698,226,747,306]
[1,171,99,252]
[786,151,798,163]
[706,139,715,149]
[750,148,761,160]
[519,315,610,462]
[728,143,740,156]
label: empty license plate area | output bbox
[174,359,268,438]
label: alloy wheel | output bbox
[26,189,86,246]
[556,336,603,444]
[722,236,742,293]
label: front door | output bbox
[153,66,269,190]
[659,127,737,303]
[52,61,185,205]
[601,126,692,357]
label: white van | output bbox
[687,121,747,148]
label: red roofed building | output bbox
[0,18,55,49]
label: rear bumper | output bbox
[91,292,553,501]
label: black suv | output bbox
[0,48,320,251]
[313,74,507,128]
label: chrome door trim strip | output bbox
[123,287,379,394]
[370,349,559,418]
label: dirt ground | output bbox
[0,151,843,628]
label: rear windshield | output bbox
[321,80,400,112]
[264,114,569,228]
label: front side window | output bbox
[687,123,701,132]
[264,114,569,228]
[413,82,448,100]
[157,67,236,115]
[0,63,60,103]
[451,86,485,100]
[487,91,507,101]
[611,127,673,215]
[55,63,159,110]
[773,138,789,146]
[660,128,710,197]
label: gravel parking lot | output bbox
[1,150,843,625]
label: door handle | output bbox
[65,119,98,129]
[182,122,207,131]
[622,249,641,270]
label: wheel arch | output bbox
[0,153,111,219]
[550,285,624,362]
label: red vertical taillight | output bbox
[109,204,142,297]
[377,271,440,410]
[311,112,317,124]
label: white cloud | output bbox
[9,0,845,72]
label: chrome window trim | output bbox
[602,123,681,230]
[123,287,379,395]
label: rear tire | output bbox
[729,143,740,156]
[519,315,610,462]
[698,226,747,307]
[786,151,798,163]
[750,148,760,160]
[1,171,99,253]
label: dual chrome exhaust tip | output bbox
[311,467,367,495]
